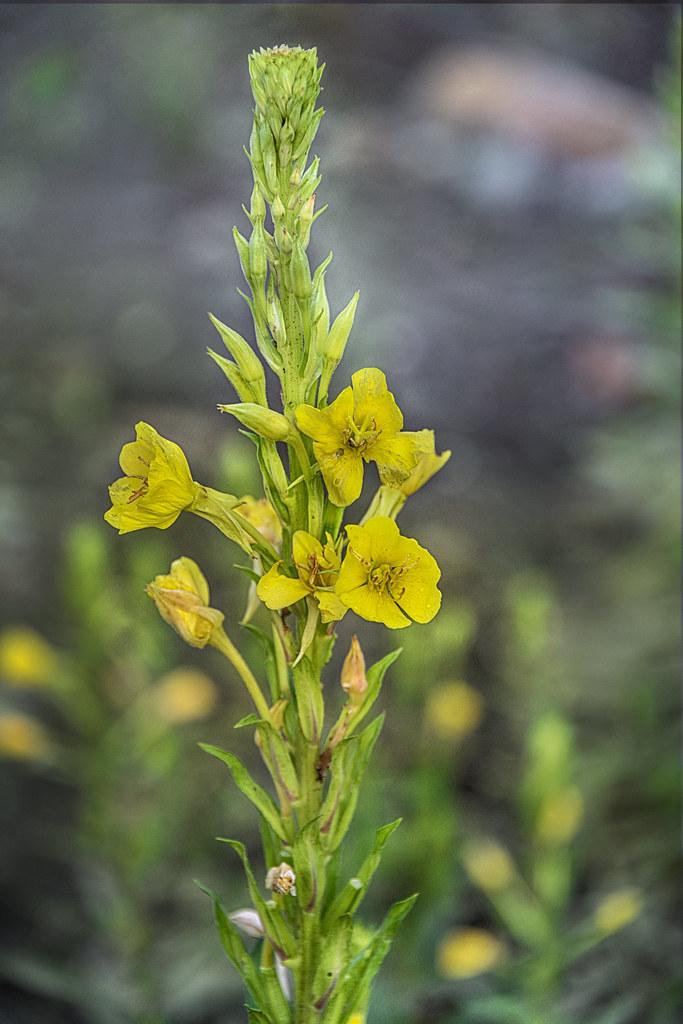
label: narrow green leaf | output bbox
[199,744,287,842]
[342,648,402,742]
[292,818,323,913]
[323,818,402,927]
[234,713,263,729]
[312,914,352,1011]
[218,838,296,961]
[256,722,299,804]
[246,1006,272,1024]
[323,715,385,851]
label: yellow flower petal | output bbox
[296,388,353,447]
[292,530,324,569]
[351,368,403,434]
[0,713,50,761]
[257,563,310,610]
[390,544,442,624]
[154,668,218,723]
[146,557,223,648]
[342,583,411,629]
[398,430,451,497]
[169,556,211,605]
[317,446,364,507]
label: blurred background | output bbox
[0,4,680,1023]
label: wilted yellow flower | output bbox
[398,431,451,497]
[0,627,57,686]
[336,517,441,629]
[265,862,297,896]
[104,422,196,534]
[146,557,224,648]
[257,531,347,623]
[462,839,516,892]
[0,713,50,761]
[535,786,584,845]
[437,928,505,979]
[594,888,643,935]
[153,667,218,723]
[425,681,483,740]
[296,368,427,506]
[236,496,282,549]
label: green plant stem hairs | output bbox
[104,45,450,1023]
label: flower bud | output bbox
[593,888,642,935]
[229,908,264,939]
[250,184,266,223]
[298,194,315,248]
[340,635,368,705]
[208,314,266,401]
[258,121,279,194]
[219,402,292,442]
[271,194,285,222]
[233,227,251,280]
[288,238,312,299]
[266,280,287,348]
[323,291,359,366]
[249,220,268,285]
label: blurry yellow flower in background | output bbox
[257,531,347,622]
[425,681,483,740]
[296,368,427,506]
[535,785,584,845]
[0,713,50,761]
[336,517,441,629]
[153,668,218,724]
[346,1015,365,1024]
[437,927,505,979]
[104,421,196,533]
[0,627,57,687]
[146,557,224,649]
[593,888,643,935]
[462,838,516,893]
[236,495,282,549]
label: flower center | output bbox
[368,563,394,592]
[127,477,149,503]
[343,416,379,455]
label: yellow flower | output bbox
[535,786,584,845]
[0,713,50,761]
[296,368,427,506]
[425,681,483,741]
[0,627,57,686]
[257,531,347,623]
[335,517,441,629]
[153,667,218,723]
[236,495,282,549]
[347,1016,365,1024]
[146,557,224,648]
[462,839,516,893]
[104,422,196,533]
[437,928,505,979]
[399,430,451,497]
[593,888,643,935]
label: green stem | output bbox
[211,627,272,723]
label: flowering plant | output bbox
[105,45,448,1023]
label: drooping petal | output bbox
[351,368,403,434]
[257,563,310,610]
[398,431,451,497]
[170,556,211,606]
[341,582,410,629]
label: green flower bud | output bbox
[288,238,312,299]
[233,227,250,281]
[271,194,286,222]
[207,349,255,403]
[208,314,266,403]
[249,221,268,284]
[219,402,292,442]
[266,279,287,348]
[323,291,359,366]
[298,194,315,248]
[250,185,266,223]
[258,121,278,195]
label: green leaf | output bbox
[234,562,262,583]
[218,839,296,961]
[246,1007,272,1024]
[312,914,352,1011]
[256,722,299,805]
[292,818,323,913]
[234,713,264,729]
[199,744,287,842]
[328,893,418,1021]
[323,818,402,927]
[292,656,324,744]
[320,715,385,852]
